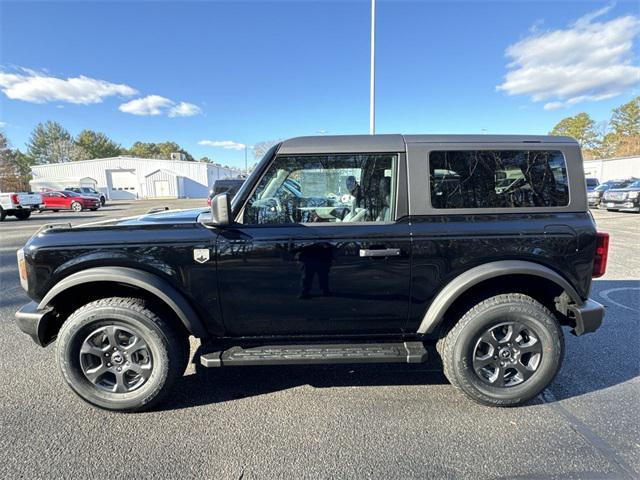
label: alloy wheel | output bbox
[472,322,542,387]
[79,325,153,393]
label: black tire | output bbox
[440,293,564,407]
[56,297,190,412]
[15,210,31,220]
[52,209,59,213]
[0,207,5,221]
[100,197,106,206]
[71,201,82,212]
[90,208,98,211]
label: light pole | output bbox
[369,0,376,135]
[244,145,248,175]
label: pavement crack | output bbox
[541,389,636,480]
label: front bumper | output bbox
[15,301,55,347]
[601,198,639,211]
[567,299,605,336]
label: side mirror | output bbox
[209,192,232,226]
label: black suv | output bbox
[587,179,634,208]
[210,178,245,197]
[601,179,640,212]
[15,135,608,411]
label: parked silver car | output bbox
[64,187,106,206]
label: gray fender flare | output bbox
[417,260,582,334]
[39,266,207,338]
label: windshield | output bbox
[597,182,622,191]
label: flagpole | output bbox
[369,0,376,135]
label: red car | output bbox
[40,190,101,212]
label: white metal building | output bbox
[583,156,640,182]
[30,176,99,191]
[30,156,241,200]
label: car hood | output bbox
[80,207,209,227]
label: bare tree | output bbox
[253,140,280,160]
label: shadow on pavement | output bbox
[161,279,639,411]
[161,351,447,411]
[550,278,639,400]
[29,214,103,222]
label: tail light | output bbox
[17,249,28,291]
[10,193,19,204]
[592,232,609,278]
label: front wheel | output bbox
[71,202,82,212]
[56,297,190,412]
[439,293,564,407]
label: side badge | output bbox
[193,248,210,264]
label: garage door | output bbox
[109,170,138,199]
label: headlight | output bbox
[17,248,28,291]
[629,191,639,199]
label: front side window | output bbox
[243,154,396,224]
[429,150,569,209]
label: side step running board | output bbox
[200,341,427,368]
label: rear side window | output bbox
[429,150,569,209]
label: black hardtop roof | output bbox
[278,134,577,154]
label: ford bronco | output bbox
[15,134,608,411]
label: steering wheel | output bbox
[253,196,282,212]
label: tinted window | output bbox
[244,154,396,224]
[586,178,599,186]
[429,150,569,209]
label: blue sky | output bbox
[1,0,639,167]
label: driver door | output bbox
[215,152,411,336]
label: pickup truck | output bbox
[0,191,42,221]
[15,134,607,412]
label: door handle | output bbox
[359,248,401,258]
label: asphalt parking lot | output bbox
[0,201,638,479]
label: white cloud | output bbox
[0,68,137,104]
[120,95,202,117]
[198,140,246,150]
[169,102,202,117]
[0,121,6,128]
[497,7,640,109]
[119,95,173,115]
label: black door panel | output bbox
[216,222,411,336]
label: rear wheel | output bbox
[71,201,82,212]
[440,293,564,407]
[56,297,190,412]
[14,210,31,220]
